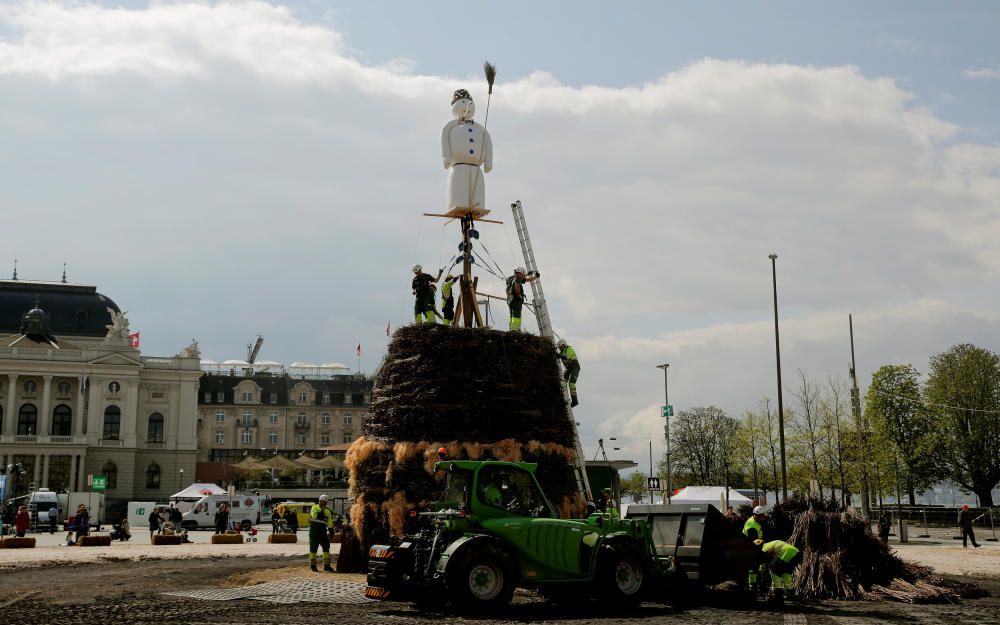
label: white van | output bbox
[29,489,59,528]
[181,494,262,530]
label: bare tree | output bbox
[789,370,827,497]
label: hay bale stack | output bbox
[211,533,244,545]
[151,534,183,545]
[348,324,585,545]
[268,533,298,544]
[78,535,112,547]
[0,537,36,548]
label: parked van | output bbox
[181,494,262,530]
[275,501,343,529]
[29,489,59,528]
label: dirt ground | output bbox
[0,554,998,625]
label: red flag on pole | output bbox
[357,343,362,357]
[386,322,391,337]
[128,332,140,349]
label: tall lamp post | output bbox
[656,363,672,504]
[768,254,788,502]
[610,437,655,503]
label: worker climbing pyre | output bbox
[439,274,458,326]
[743,505,767,594]
[411,265,437,324]
[556,339,581,406]
[506,266,539,331]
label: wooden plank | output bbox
[422,213,504,225]
[472,277,484,326]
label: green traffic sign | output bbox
[92,475,108,491]
[661,405,673,417]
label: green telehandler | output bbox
[365,459,763,609]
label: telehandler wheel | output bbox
[596,542,647,606]
[447,545,516,610]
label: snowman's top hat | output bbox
[452,89,472,105]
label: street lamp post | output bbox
[610,437,655,504]
[179,468,185,489]
[656,363,672,504]
[768,254,788,502]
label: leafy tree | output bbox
[620,471,649,503]
[925,344,1000,506]
[660,406,740,486]
[865,364,937,504]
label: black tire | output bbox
[240,519,252,531]
[596,542,647,606]
[447,544,516,611]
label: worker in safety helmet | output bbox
[505,266,539,331]
[556,339,581,407]
[411,265,437,324]
[743,505,767,592]
[309,494,336,572]
[760,539,802,604]
[440,274,459,326]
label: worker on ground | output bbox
[556,339,581,407]
[440,274,459,326]
[959,504,981,548]
[505,266,539,331]
[760,539,802,604]
[411,265,437,324]
[743,505,767,593]
[309,494,336,572]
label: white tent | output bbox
[170,483,226,501]
[671,486,752,506]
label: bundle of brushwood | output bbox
[348,324,585,545]
[738,496,962,603]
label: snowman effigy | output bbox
[441,88,493,215]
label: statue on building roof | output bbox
[177,338,201,359]
[104,307,130,341]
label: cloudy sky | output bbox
[3,1,999,467]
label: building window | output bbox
[344,393,352,405]
[296,434,306,445]
[23,380,37,394]
[215,410,225,423]
[57,381,71,395]
[17,403,37,435]
[148,412,165,443]
[270,393,278,404]
[320,434,330,445]
[269,411,278,423]
[102,462,118,490]
[108,381,121,394]
[215,431,225,444]
[321,413,331,425]
[52,404,72,436]
[297,413,307,425]
[204,392,212,402]
[146,463,161,489]
[268,432,278,444]
[343,414,352,426]
[241,391,253,402]
[241,410,253,426]
[216,392,224,402]
[241,431,253,444]
[352,393,364,406]
[342,432,353,444]
[298,392,308,403]
[322,393,330,404]
[103,405,121,440]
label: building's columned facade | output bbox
[0,279,202,506]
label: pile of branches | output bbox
[738,496,963,603]
[348,325,583,545]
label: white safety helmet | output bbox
[556,339,566,349]
[412,264,422,273]
[319,494,329,502]
[514,266,526,275]
[753,505,766,515]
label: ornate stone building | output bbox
[195,367,371,481]
[0,278,202,506]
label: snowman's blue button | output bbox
[467,128,473,132]
[469,138,474,143]
[469,149,474,154]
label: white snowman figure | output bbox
[441,88,493,213]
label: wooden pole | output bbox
[460,215,477,327]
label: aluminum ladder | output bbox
[511,200,593,503]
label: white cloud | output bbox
[2,2,998,456]
[962,66,1000,80]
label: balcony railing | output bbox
[294,422,310,429]
[50,436,74,443]
[99,438,123,447]
[14,435,37,443]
